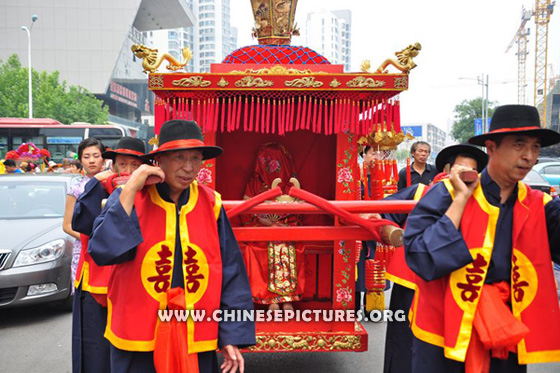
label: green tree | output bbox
[451,97,497,143]
[0,54,108,123]
[395,148,409,162]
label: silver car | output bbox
[0,173,77,309]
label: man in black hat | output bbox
[403,105,560,372]
[73,136,150,238]
[89,120,255,373]
[71,136,149,373]
[381,143,488,373]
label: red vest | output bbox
[105,182,223,352]
[385,183,427,290]
[75,234,113,298]
[411,179,560,364]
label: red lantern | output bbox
[39,149,51,158]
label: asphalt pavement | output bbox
[1,296,559,373]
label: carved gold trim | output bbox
[394,76,408,89]
[217,77,230,87]
[250,0,299,45]
[234,76,274,88]
[329,78,342,88]
[149,75,164,89]
[346,77,386,88]
[360,60,371,73]
[361,129,406,150]
[148,135,159,147]
[284,77,323,88]
[171,76,211,87]
[230,66,324,75]
[248,333,362,352]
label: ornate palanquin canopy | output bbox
[143,0,420,151]
[149,50,412,151]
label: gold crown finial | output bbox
[358,128,407,151]
[251,0,300,45]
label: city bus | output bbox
[0,118,131,163]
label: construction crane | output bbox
[506,1,555,126]
[505,7,532,105]
[534,0,555,126]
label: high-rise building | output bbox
[306,10,351,71]
[0,0,196,135]
[400,123,448,163]
[150,0,238,73]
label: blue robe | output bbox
[71,177,111,373]
[381,184,419,373]
[89,182,256,373]
[404,169,560,372]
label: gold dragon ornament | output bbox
[372,42,422,74]
[131,44,193,73]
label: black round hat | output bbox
[145,120,223,160]
[468,104,560,147]
[102,137,146,160]
[435,144,488,173]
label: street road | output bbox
[1,299,559,373]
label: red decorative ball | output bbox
[223,45,331,65]
[39,148,51,158]
[5,150,18,159]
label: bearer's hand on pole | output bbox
[94,169,114,182]
[445,164,479,229]
[449,164,479,201]
[221,345,244,373]
[359,213,382,220]
[119,164,165,216]
[125,164,165,192]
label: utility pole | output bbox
[20,14,38,119]
[477,74,489,132]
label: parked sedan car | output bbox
[536,157,559,164]
[523,169,557,197]
[0,173,78,309]
[532,161,560,190]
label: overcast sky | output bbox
[230,0,560,135]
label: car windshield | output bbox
[524,170,547,184]
[0,181,66,219]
